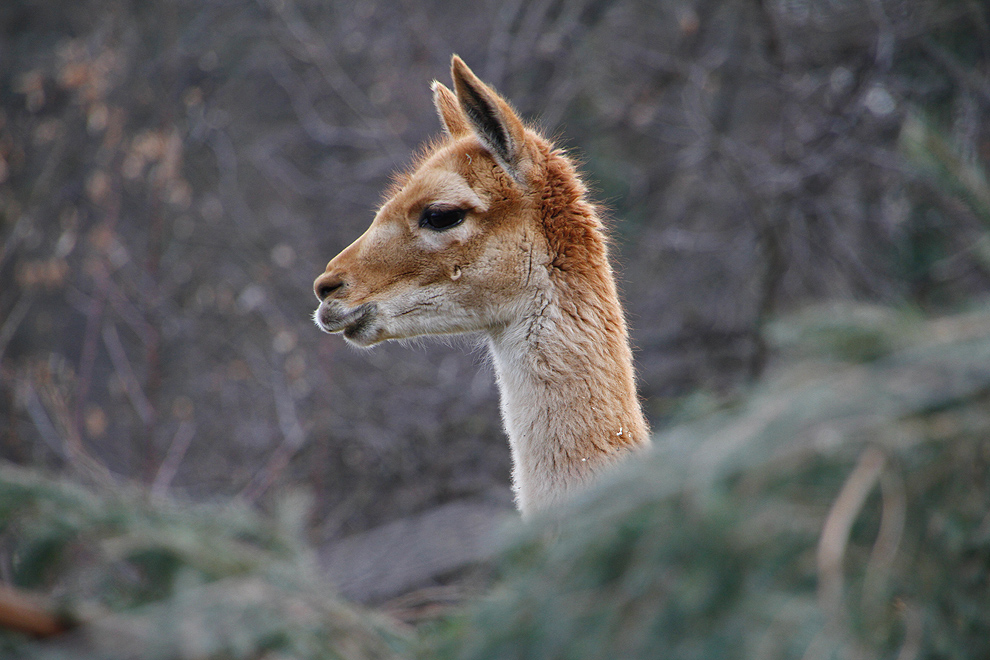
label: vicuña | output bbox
[313,56,649,516]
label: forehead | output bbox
[386,142,490,214]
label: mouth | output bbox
[314,301,380,345]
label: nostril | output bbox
[314,274,345,301]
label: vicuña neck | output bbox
[487,272,648,516]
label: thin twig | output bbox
[240,370,306,503]
[484,0,527,86]
[106,279,159,350]
[921,36,990,106]
[265,0,407,161]
[861,464,907,614]
[0,212,31,272]
[21,382,67,460]
[0,295,31,366]
[817,447,886,623]
[74,163,122,450]
[102,323,155,426]
[894,600,923,660]
[75,261,110,446]
[151,421,196,499]
[266,56,386,149]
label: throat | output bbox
[486,307,648,515]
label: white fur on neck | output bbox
[487,295,634,516]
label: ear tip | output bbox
[450,54,471,80]
[432,80,455,101]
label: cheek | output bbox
[410,237,481,284]
[456,245,529,302]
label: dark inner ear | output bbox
[459,83,514,167]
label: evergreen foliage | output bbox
[424,304,990,660]
[0,468,410,659]
[3,305,990,659]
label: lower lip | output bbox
[343,308,372,338]
[318,303,371,335]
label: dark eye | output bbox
[419,205,467,231]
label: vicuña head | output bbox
[314,55,649,516]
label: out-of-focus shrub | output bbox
[424,304,990,659]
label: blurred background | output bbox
[1,0,988,593]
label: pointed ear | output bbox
[431,80,470,138]
[450,55,528,183]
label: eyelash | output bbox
[419,205,467,231]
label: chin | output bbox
[341,330,382,348]
[341,317,387,347]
